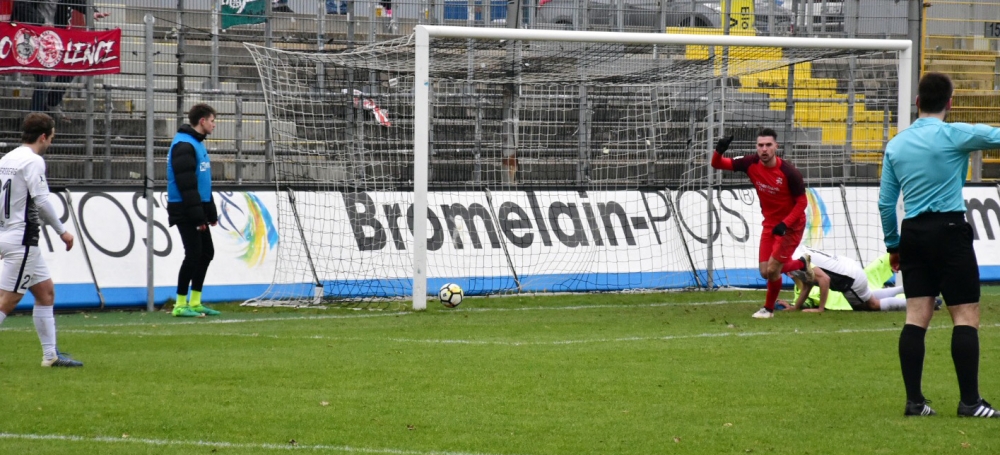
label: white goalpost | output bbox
[411,26,911,310]
[246,26,911,310]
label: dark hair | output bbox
[757,127,778,141]
[188,103,217,126]
[918,72,952,114]
[21,112,55,144]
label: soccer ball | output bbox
[438,283,464,308]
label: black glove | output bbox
[204,200,219,224]
[715,135,734,154]
[772,222,787,236]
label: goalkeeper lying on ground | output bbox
[782,247,918,313]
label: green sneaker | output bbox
[172,305,205,318]
[190,304,221,316]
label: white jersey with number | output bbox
[0,146,50,246]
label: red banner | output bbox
[0,22,121,76]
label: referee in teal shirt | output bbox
[879,72,1000,418]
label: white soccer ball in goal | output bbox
[438,283,464,308]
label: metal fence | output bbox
[924,0,1000,179]
[2,1,917,186]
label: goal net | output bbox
[245,27,910,309]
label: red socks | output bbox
[781,258,805,273]
[764,278,782,311]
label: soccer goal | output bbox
[245,26,911,310]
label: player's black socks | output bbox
[899,324,928,403]
[952,325,981,405]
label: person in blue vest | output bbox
[166,103,221,317]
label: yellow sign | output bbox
[720,0,755,33]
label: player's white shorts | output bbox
[0,242,51,294]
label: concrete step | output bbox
[116,39,180,59]
[955,89,1000,96]
[953,80,992,90]
[0,98,134,118]
[925,49,998,60]
[0,106,265,149]
[0,116,168,138]
[948,108,1000,124]
[924,59,996,68]
[952,95,1000,108]
[119,60,212,78]
[153,118,269,149]
[102,73,234,91]
[127,97,268,116]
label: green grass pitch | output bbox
[2,287,1000,454]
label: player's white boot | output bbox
[751,308,774,319]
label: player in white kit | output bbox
[0,113,81,367]
[786,246,908,313]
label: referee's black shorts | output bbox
[899,211,980,305]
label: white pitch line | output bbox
[380,326,901,346]
[0,311,410,332]
[53,328,365,342]
[0,299,758,333]
[0,432,522,455]
[451,299,759,313]
[37,323,1000,347]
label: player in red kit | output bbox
[710,128,813,318]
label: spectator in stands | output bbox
[272,0,293,13]
[327,0,347,15]
[12,0,109,121]
[166,104,222,318]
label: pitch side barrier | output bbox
[13,184,1000,310]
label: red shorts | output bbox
[759,224,804,264]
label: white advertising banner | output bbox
[316,190,694,295]
[22,190,280,309]
[18,186,1000,308]
[964,186,1000,281]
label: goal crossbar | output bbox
[410,25,913,310]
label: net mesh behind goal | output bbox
[245,30,903,306]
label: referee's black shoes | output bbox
[958,399,1000,418]
[904,400,937,417]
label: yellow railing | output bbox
[667,25,893,153]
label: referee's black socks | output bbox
[952,325,981,406]
[899,324,927,403]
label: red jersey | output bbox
[712,153,806,229]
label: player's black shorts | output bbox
[899,211,980,305]
[825,269,869,311]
